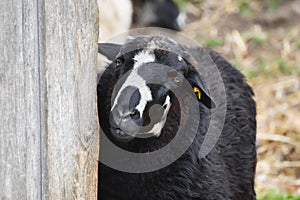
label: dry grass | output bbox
[255,75,300,195]
[181,0,300,196]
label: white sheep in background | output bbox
[97,0,133,72]
[98,0,133,42]
[98,0,185,42]
[97,0,185,72]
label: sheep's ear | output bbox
[98,43,121,60]
[182,50,215,108]
[186,69,216,109]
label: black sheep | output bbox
[132,0,185,31]
[97,35,256,200]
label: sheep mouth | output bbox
[110,127,135,142]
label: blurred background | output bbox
[99,0,300,198]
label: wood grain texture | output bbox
[0,0,99,199]
[0,0,42,199]
[44,0,99,199]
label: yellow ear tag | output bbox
[193,87,201,100]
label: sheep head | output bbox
[98,35,214,143]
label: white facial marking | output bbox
[147,95,172,137]
[178,55,183,61]
[111,51,155,115]
[163,95,171,108]
[133,50,155,68]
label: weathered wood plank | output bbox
[0,0,43,199]
[0,0,99,199]
[44,0,99,199]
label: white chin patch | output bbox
[147,95,172,137]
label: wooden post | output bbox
[0,0,99,199]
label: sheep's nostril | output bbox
[129,109,139,119]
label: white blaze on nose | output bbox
[111,51,155,115]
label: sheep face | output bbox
[98,36,214,142]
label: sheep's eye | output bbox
[173,75,182,84]
[115,58,123,66]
